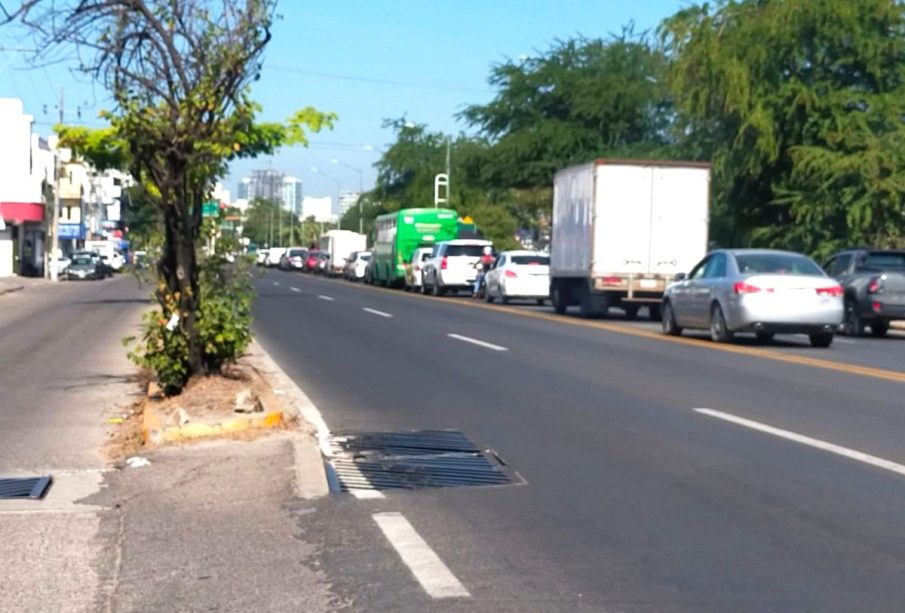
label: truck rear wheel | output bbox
[648,304,662,322]
[552,283,567,315]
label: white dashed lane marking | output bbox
[447,333,507,352]
[695,408,905,478]
[372,512,470,599]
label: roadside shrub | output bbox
[125,253,255,395]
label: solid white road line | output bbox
[363,307,393,318]
[372,512,470,599]
[291,287,301,293]
[318,295,335,301]
[695,408,905,478]
[447,333,508,352]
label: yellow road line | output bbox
[281,273,905,385]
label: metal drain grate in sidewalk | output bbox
[328,430,512,493]
[0,476,53,500]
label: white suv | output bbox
[422,239,492,296]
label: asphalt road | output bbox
[254,268,905,612]
[0,275,150,471]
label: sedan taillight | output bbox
[505,269,518,278]
[441,256,448,270]
[733,282,762,294]
[816,285,844,297]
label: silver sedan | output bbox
[661,249,844,347]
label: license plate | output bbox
[639,279,657,289]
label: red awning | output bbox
[0,202,45,223]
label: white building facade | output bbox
[0,98,53,277]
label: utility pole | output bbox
[278,199,283,247]
[268,200,273,248]
[49,88,63,281]
[445,137,451,205]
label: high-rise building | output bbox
[239,169,285,204]
[281,177,303,216]
[338,190,360,217]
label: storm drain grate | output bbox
[0,476,53,500]
[328,430,512,493]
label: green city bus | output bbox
[372,208,458,287]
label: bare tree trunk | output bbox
[157,175,203,377]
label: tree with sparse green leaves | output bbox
[3,0,334,393]
[661,0,905,257]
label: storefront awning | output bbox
[0,202,45,224]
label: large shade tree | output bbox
[661,0,905,256]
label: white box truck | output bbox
[550,159,710,319]
[318,230,367,277]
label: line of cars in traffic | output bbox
[278,237,904,349]
[256,246,373,280]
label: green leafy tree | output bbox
[661,0,905,256]
[461,31,674,190]
[7,1,334,392]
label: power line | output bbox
[266,64,492,95]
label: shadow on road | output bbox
[73,298,154,305]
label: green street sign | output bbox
[202,201,219,217]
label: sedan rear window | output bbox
[735,253,823,276]
[867,252,905,271]
[289,249,306,257]
[511,255,549,265]
[445,245,485,257]
[360,254,372,261]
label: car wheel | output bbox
[536,298,546,306]
[843,299,864,336]
[809,332,834,348]
[432,281,440,297]
[485,288,494,303]
[755,332,775,344]
[709,304,733,343]
[661,301,682,336]
[870,320,889,337]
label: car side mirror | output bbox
[674,272,687,281]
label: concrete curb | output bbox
[141,404,285,445]
[243,339,332,498]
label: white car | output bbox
[106,251,125,271]
[404,247,433,292]
[256,249,269,266]
[346,251,371,281]
[422,239,493,296]
[265,247,287,268]
[484,251,550,305]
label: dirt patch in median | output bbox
[105,361,294,461]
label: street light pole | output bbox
[330,158,364,234]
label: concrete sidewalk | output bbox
[0,276,26,295]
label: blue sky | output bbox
[0,0,687,200]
